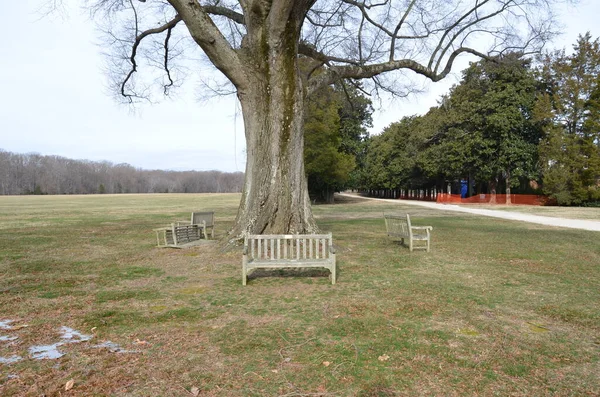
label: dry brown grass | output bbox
[0,193,599,396]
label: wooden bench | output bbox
[384,214,433,252]
[176,211,215,239]
[153,223,202,248]
[242,233,336,285]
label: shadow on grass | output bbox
[246,268,333,284]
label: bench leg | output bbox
[242,256,247,285]
[330,255,336,285]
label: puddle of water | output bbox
[29,343,64,360]
[0,355,23,364]
[28,327,93,360]
[60,327,92,343]
[6,325,138,361]
[0,320,14,330]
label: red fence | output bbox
[436,193,549,205]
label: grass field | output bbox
[0,193,599,396]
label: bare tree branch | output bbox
[308,46,490,96]
[120,12,182,101]
[83,0,565,104]
[163,24,175,95]
[203,5,245,25]
[389,0,417,60]
[167,0,247,89]
[298,42,361,66]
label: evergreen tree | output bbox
[304,85,372,203]
[426,54,541,200]
[537,33,600,204]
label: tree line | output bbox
[0,150,244,195]
[321,34,600,206]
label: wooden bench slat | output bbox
[303,238,307,259]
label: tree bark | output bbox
[231,79,317,238]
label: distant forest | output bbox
[0,150,244,195]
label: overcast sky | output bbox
[1,1,598,172]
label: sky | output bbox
[0,0,598,173]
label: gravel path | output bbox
[337,193,600,232]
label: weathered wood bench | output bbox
[242,233,336,285]
[176,211,215,239]
[154,211,215,248]
[153,223,203,248]
[384,214,433,252]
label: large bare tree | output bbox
[84,0,562,238]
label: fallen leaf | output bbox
[190,386,200,396]
[134,339,150,345]
[378,354,390,362]
[271,369,278,373]
[322,361,331,367]
[65,379,75,391]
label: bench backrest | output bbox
[191,211,214,227]
[244,233,333,261]
[384,214,412,237]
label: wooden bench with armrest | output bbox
[176,211,215,239]
[153,223,202,248]
[153,211,215,248]
[384,213,433,252]
[242,233,336,285]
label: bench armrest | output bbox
[329,246,336,254]
[175,220,192,226]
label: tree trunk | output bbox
[229,12,317,239]
[325,187,335,204]
[489,176,498,204]
[505,169,512,205]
